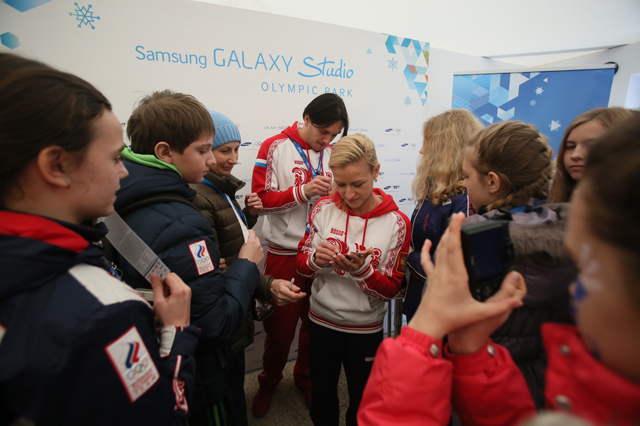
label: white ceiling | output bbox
[192,0,640,67]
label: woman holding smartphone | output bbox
[296,133,411,426]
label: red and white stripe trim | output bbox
[309,309,383,334]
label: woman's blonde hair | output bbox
[547,107,637,203]
[466,121,553,211]
[329,133,379,211]
[413,109,483,204]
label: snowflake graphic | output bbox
[530,100,536,106]
[404,96,411,106]
[69,3,100,29]
[388,57,398,71]
[535,87,544,95]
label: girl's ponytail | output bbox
[466,121,553,211]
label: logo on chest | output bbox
[330,228,345,237]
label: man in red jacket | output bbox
[251,93,349,417]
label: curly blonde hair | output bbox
[466,121,553,211]
[413,109,483,204]
[547,107,638,203]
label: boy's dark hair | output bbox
[0,53,111,204]
[303,93,349,137]
[127,90,215,155]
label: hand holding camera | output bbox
[408,213,526,342]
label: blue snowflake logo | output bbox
[404,96,411,106]
[69,3,100,29]
[388,57,398,71]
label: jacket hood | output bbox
[465,203,571,267]
[282,121,312,150]
[333,188,399,219]
[328,188,400,249]
[0,211,110,300]
[121,147,181,176]
[116,159,197,210]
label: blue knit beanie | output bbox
[209,110,242,149]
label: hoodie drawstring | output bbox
[344,212,370,251]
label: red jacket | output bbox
[251,122,333,252]
[359,324,640,426]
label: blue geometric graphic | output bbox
[453,68,615,157]
[3,0,51,12]
[384,35,430,106]
[1,32,20,49]
[69,3,100,29]
[388,57,398,71]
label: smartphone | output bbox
[135,288,155,304]
[461,219,514,302]
[346,251,366,261]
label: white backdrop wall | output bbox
[2,0,522,370]
[1,0,518,218]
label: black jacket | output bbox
[115,160,259,413]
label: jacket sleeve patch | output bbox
[105,326,160,403]
[188,239,215,276]
[395,251,408,275]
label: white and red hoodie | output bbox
[252,122,333,254]
[296,189,411,334]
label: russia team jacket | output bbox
[252,121,333,253]
[115,159,260,413]
[359,324,640,426]
[0,211,200,425]
[296,189,410,333]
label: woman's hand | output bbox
[245,192,263,217]
[150,273,191,328]
[313,241,339,267]
[408,213,526,340]
[270,279,307,305]
[332,248,374,272]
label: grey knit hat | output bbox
[209,110,241,149]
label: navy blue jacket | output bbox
[0,211,199,426]
[115,160,260,413]
[403,193,470,319]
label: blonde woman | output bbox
[548,107,637,203]
[403,109,483,321]
[296,134,410,426]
